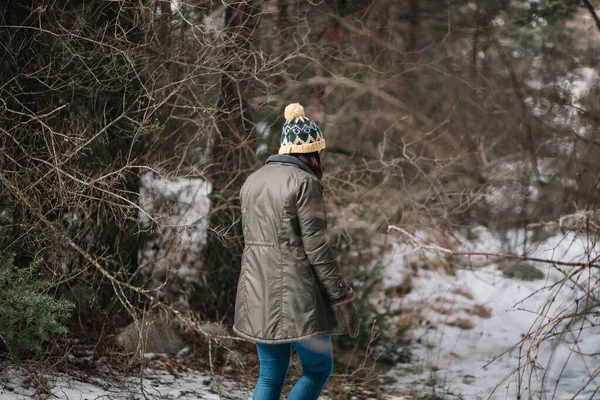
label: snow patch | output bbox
[0,364,249,400]
[384,228,600,399]
[139,172,211,283]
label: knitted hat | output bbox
[279,103,326,155]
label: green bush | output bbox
[0,254,73,360]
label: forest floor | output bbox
[380,227,600,399]
[1,228,599,399]
[0,356,251,400]
[0,357,404,399]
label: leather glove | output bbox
[332,287,359,338]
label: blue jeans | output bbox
[252,335,333,400]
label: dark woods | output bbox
[0,1,599,396]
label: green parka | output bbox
[233,155,350,344]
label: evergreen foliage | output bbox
[0,255,73,360]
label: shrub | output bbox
[0,254,73,360]
[332,228,393,351]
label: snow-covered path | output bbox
[383,228,600,399]
[0,364,251,400]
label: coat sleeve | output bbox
[296,177,349,301]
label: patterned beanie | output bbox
[279,103,326,155]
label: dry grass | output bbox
[451,288,474,300]
[445,318,475,330]
[395,307,419,342]
[385,275,413,298]
[430,304,454,316]
[469,303,492,318]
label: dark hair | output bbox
[293,152,323,180]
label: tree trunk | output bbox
[200,1,259,320]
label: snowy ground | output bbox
[5,170,600,399]
[3,227,598,399]
[0,363,251,400]
[383,227,600,399]
[138,172,211,286]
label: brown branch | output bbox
[582,0,600,34]
[387,225,600,269]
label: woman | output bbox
[233,103,359,400]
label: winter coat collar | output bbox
[265,154,316,177]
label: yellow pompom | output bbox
[284,103,305,122]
